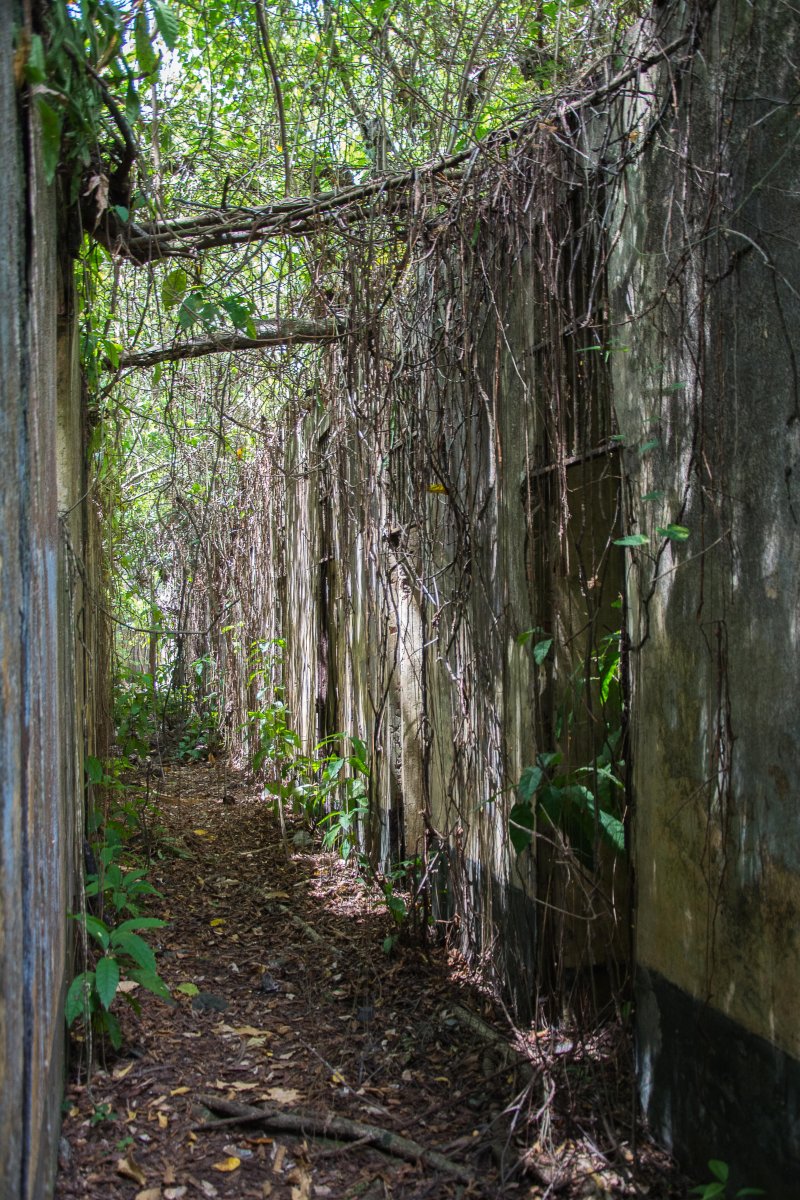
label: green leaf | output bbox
[65,972,95,1025]
[125,82,141,126]
[110,931,156,971]
[135,11,158,76]
[126,968,172,1001]
[162,268,188,310]
[709,1163,729,1184]
[220,296,252,331]
[614,534,649,547]
[532,638,552,665]
[35,97,62,185]
[175,982,199,996]
[98,1009,122,1049]
[508,800,534,854]
[656,524,690,541]
[113,916,167,935]
[517,765,543,804]
[638,438,660,454]
[71,913,110,951]
[153,2,180,50]
[95,956,120,1011]
[25,34,47,84]
[735,1191,766,1197]
[692,1184,725,1200]
[641,491,664,502]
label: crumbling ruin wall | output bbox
[0,9,105,1197]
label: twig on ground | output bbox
[193,1093,476,1184]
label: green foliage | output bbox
[690,1160,765,1199]
[244,686,427,947]
[67,909,170,1051]
[70,772,171,1052]
[25,1,179,187]
[511,631,625,867]
[114,660,220,762]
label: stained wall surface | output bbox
[607,2,800,1191]
[275,200,626,1018]
[257,3,799,1192]
[0,8,95,1197]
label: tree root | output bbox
[194,1093,476,1184]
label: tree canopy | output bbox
[31,0,641,699]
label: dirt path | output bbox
[56,766,686,1200]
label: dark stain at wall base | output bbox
[636,966,800,1198]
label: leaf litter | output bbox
[56,764,688,1199]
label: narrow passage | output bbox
[56,765,685,1200]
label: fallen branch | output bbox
[116,317,346,369]
[194,1094,476,1184]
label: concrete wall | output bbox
[607,2,800,1192]
[257,3,799,1188]
[0,8,97,1197]
[275,199,628,1019]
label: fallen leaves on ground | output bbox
[56,764,688,1200]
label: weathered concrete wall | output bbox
[261,3,800,1188]
[0,9,97,1198]
[608,2,800,1191]
[277,193,627,1019]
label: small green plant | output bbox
[691,1160,765,1199]
[89,1101,117,1126]
[511,627,625,865]
[317,735,371,857]
[66,913,171,1050]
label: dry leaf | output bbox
[192,829,209,836]
[84,173,110,217]
[117,1154,147,1186]
[231,1081,259,1092]
[210,918,225,927]
[135,1190,162,1200]
[198,1182,218,1198]
[170,1087,190,1096]
[288,1165,312,1200]
[158,1113,169,1129]
[262,1185,273,1198]
[113,1062,134,1080]
[118,980,140,994]
[265,1087,300,1104]
[164,1189,187,1200]
[231,1025,271,1037]
[163,1163,177,1185]
[273,1145,287,1174]
[212,1157,241,1173]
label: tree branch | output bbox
[193,1093,476,1184]
[91,31,691,264]
[116,317,347,369]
